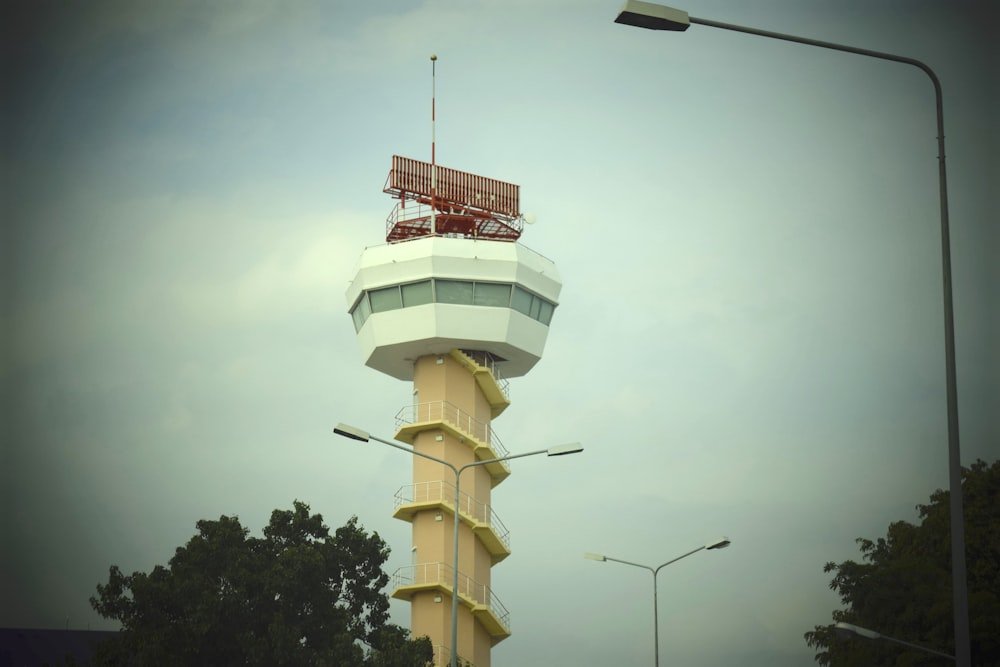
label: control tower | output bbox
[345,154,561,666]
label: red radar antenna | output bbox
[382,55,525,243]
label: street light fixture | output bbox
[612,4,969,665]
[584,538,731,666]
[334,423,582,667]
[835,622,956,661]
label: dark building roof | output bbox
[0,628,118,667]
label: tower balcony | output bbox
[431,645,475,667]
[394,401,511,485]
[393,480,511,563]
[449,349,511,418]
[391,562,511,642]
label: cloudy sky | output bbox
[2,1,996,665]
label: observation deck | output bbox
[345,235,562,381]
[393,480,511,563]
[394,400,511,485]
[391,562,511,642]
[450,349,510,418]
[430,645,475,667]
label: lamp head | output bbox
[834,622,881,641]
[583,552,607,562]
[333,423,370,442]
[706,537,731,550]
[547,443,584,456]
[615,0,691,31]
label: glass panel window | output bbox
[511,286,532,316]
[436,280,473,305]
[358,294,372,320]
[351,281,550,325]
[369,286,402,313]
[474,282,511,307]
[401,280,433,307]
[529,294,542,320]
[538,300,554,325]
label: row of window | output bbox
[351,279,556,331]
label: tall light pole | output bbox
[613,3,969,665]
[835,622,956,662]
[585,538,730,667]
[335,423,583,667]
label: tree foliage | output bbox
[90,501,432,666]
[805,458,1000,666]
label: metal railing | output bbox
[394,481,511,551]
[395,401,510,460]
[459,349,511,400]
[391,562,511,632]
[385,200,437,239]
[431,645,475,667]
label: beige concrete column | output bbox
[408,352,501,667]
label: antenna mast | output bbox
[381,54,524,243]
[430,54,437,236]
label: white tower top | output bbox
[346,235,560,381]
[345,156,561,381]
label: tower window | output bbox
[538,300,554,325]
[436,280,473,305]
[350,279,556,330]
[351,293,373,331]
[370,286,402,313]
[402,280,433,307]
[511,286,533,316]
[474,283,511,308]
[512,286,554,325]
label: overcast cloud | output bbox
[2,1,997,665]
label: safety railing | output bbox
[391,562,510,633]
[385,200,436,240]
[394,481,511,551]
[431,645,475,667]
[395,401,510,460]
[459,349,511,400]
[484,586,511,633]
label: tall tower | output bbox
[345,153,560,666]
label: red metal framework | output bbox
[384,155,524,243]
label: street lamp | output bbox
[584,538,730,667]
[613,3,969,665]
[835,621,956,661]
[334,423,582,667]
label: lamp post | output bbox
[613,3,969,665]
[335,423,583,667]
[585,538,730,667]
[835,622,956,662]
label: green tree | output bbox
[805,458,1000,666]
[90,501,432,666]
